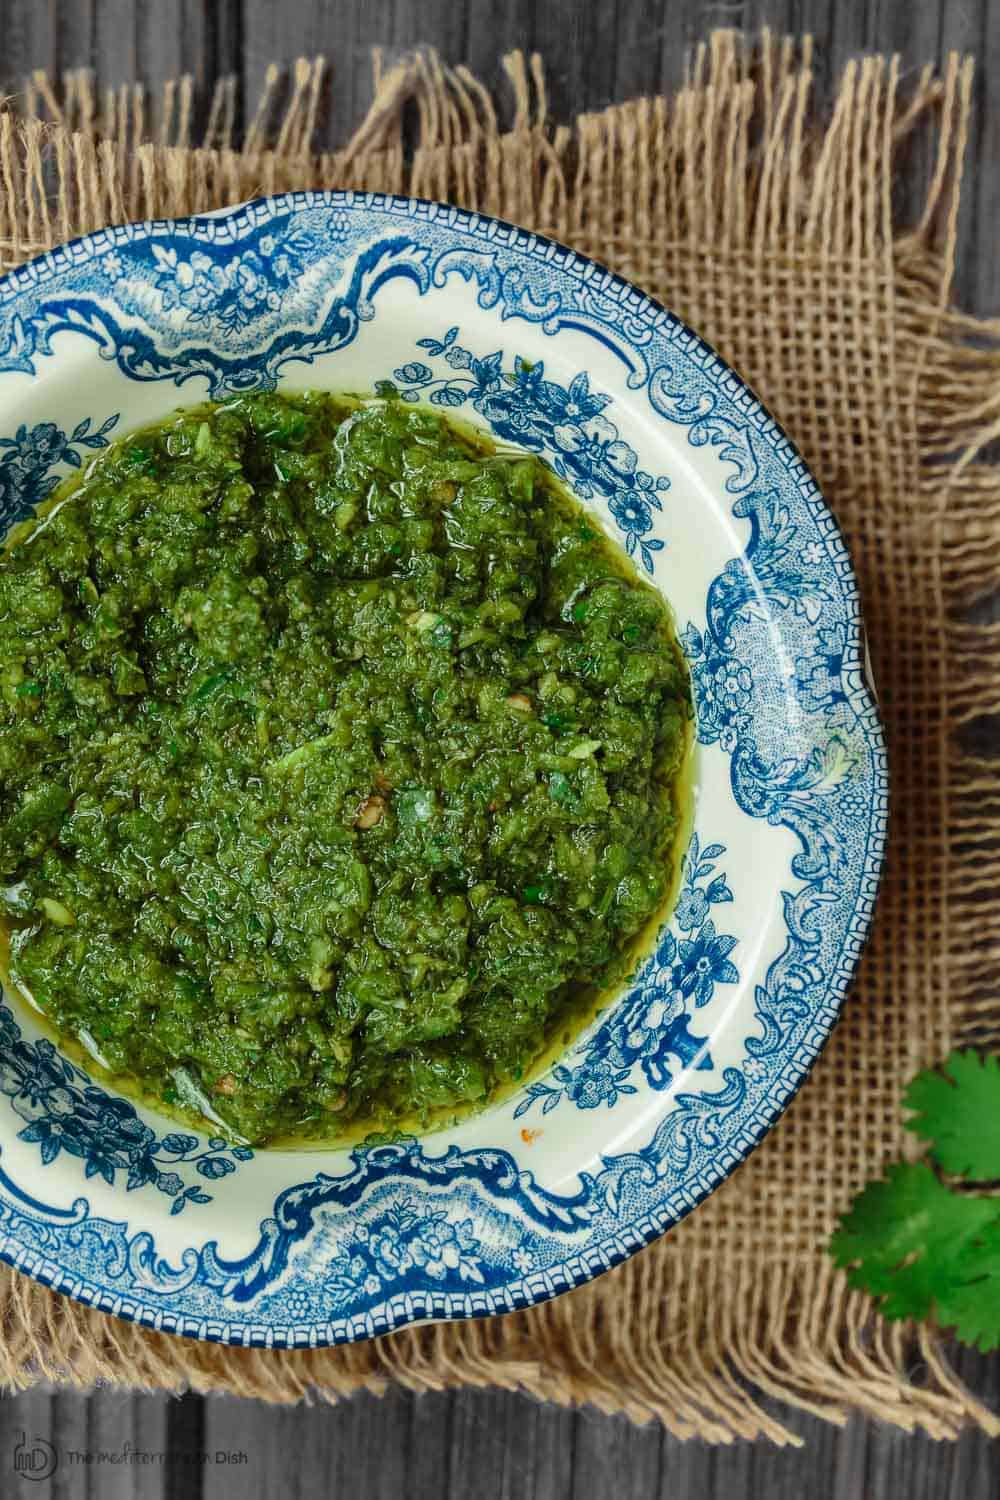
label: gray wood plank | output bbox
[7,1376,1000,1499]
[445,1387,576,1499]
[0,0,243,143]
[0,1388,171,1499]
[37,1389,86,1500]
[201,1392,293,1497]
[570,1405,660,1498]
[86,1389,171,1500]
[206,1377,1000,1499]
[203,1385,576,1500]
[202,1386,413,1499]
[0,0,60,80]
[89,1,216,93]
[240,0,469,149]
[0,1386,65,1499]
[400,1385,457,1500]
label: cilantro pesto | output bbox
[0,393,690,1145]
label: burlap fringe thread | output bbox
[0,32,999,1445]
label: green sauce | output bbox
[0,393,691,1145]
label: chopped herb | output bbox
[0,392,690,1144]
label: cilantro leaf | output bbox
[904,1050,1000,1180]
[829,1161,999,1322]
[937,1218,1000,1352]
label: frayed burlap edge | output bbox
[0,32,999,1445]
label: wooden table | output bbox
[0,2,998,1494]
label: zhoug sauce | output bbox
[0,393,691,1144]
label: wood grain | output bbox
[0,1,997,1495]
[4,1363,999,1499]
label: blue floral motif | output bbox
[511,1244,535,1274]
[392,360,432,384]
[795,622,849,716]
[837,781,870,821]
[560,1057,637,1110]
[604,983,688,1088]
[684,486,862,887]
[681,627,755,754]
[0,1004,251,1214]
[647,366,760,494]
[609,471,667,549]
[326,1197,485,1299]
[674,886,709,930]
[386,331,670,573]
[285,1289,313,1322]
[151,227,317,331]
[0,414,118,533]
[0,227,564,398]
[196,1155,236,1180]
[515,835,737,1116]
[158,1132,199,1154]
[677,921,739,1007]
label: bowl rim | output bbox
[0,189,888,1348]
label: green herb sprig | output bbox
[829,1050,1000,1350]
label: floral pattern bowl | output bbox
[0,194,886,1346]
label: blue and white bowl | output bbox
[0,194,886,1346]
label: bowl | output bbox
[0,193,886,1346]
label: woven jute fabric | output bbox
[0,31,998,1445]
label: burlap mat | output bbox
[0,31,998,1445]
